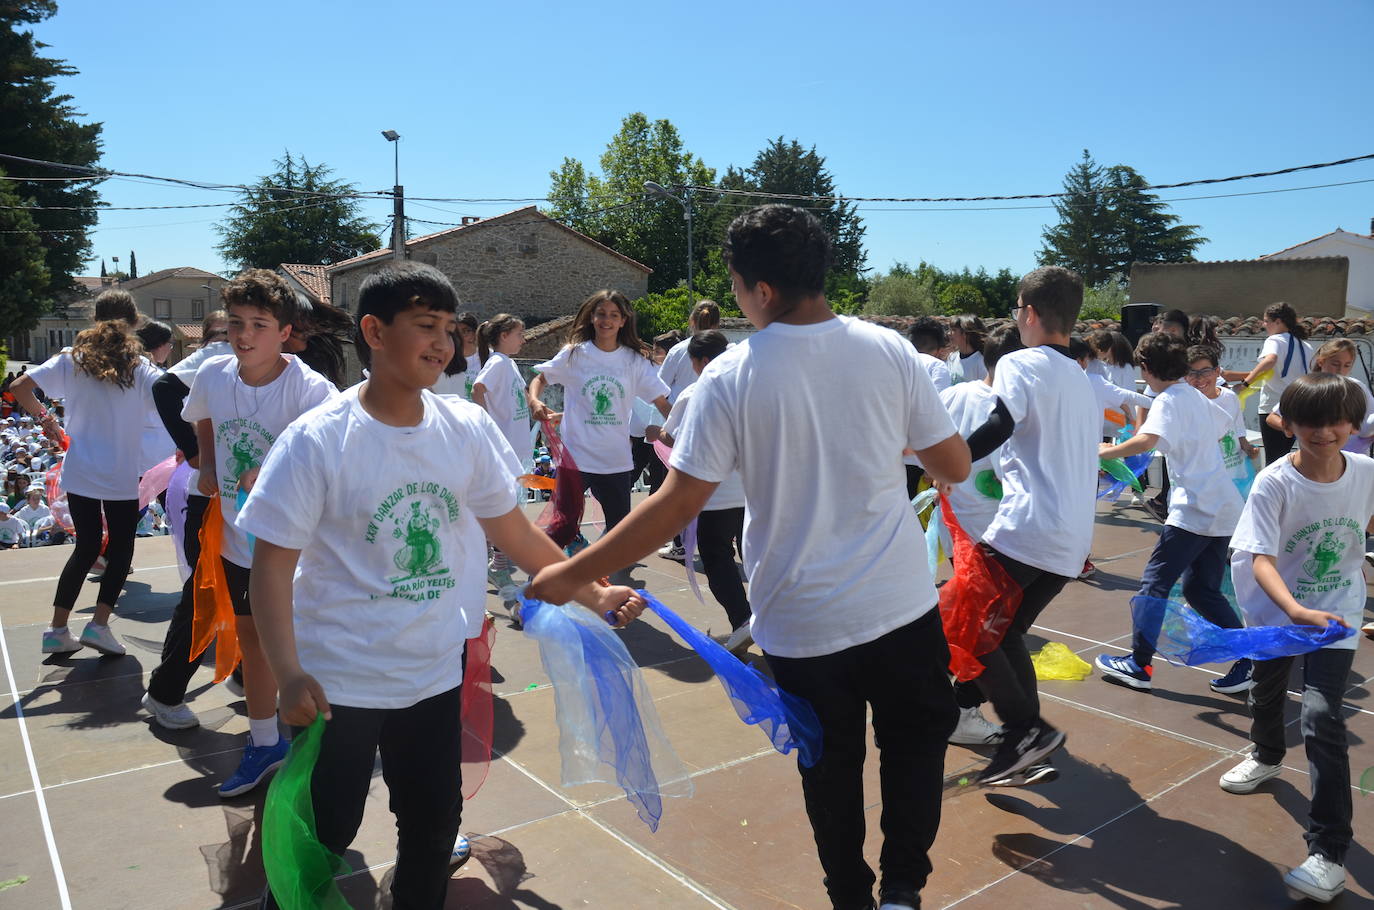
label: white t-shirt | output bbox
[983,346,1098,577]
[138,361,175,474]
[1139,383,1243,537]
[658,339,696,404]
[1257,333,1314,413]
[662,382,745,511]
[27,351,160,501]
[938,381,1002,542]
[534,343,670,474]
[472,352,531,467]
[947,350,987,385]
[182,354,337,568]
[916,352,952,392]
[670,316,955,659]
[1209,386,1254,476]
[169,341,233,493]
[236,387,521,708]
[1087,371,1153,413]
[0,514,26,545]
[15,502,49,527]
[1230,453,1374,649]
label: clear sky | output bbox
[30,0,1374,281]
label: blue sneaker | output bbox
[1209,658,1253,694]
[1096,653,1152,690]
[563,533,589,557]
[449,834,471,873]
[218,735,289,798]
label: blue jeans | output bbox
[1132,526,1237,667]
[1250,647,1355,863]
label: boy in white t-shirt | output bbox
[908,316,953,392]
[1184,345,1259,469]
[960,267,1097,786]
[181,270,337,798]
[530,205,971,910]
[240,263,643,910]
[0,502,27,548]
[1218,373,1370,903]
[1095,334,1248,694]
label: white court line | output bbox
[0,617,72,908]
[0,560,179,588]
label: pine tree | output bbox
[100,258,107,278]
[128,249,137,279]
[1037,151,1116,285]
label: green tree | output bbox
[719,137,867,277]
[215,153,381,269]
[546,113,715,294]
[937,282,987,316]
[0,1,103,336]
[1080,276,1130,321]
[864,269,937,316]
[128,249,137,279]
[1039,151,1206,284]
[0,171,50,338]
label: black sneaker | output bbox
[1140,496,1167,523]
[986,761,1059,788]
[977,723,1066,785]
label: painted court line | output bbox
[0,562,179,587]
[0,615,72,908]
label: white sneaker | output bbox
[948,705,1005,745]
[41,626,82,654]
[723,624,753,655]
[79,622,125,656]
[141,692,200,730]
[1283,853,1345,902]
[223,674,245,697]
[656,544,686,562]
[1219,756,1282,793]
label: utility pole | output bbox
[382,130,405,260]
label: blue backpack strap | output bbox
[1281,333,1307,378]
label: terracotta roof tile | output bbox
[279,263,331,304]
[175,323,203,340]
[118,266,220,291]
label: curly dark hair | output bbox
[723,205,832,306]
[71,319,144,388]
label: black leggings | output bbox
[1258,414,1295,465]
[696,507,750,630]
[54,493,140,610]
[582,470,633,534]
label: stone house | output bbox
[117,267,229,362]
[1128,257,1349,319]
[327,206,651,325]
[279,263,331,307]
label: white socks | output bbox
[249,715,280,748]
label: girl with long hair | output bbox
[527,290,670,533]
[11,292,160,657]
[1227,302,1313,464]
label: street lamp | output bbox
[200,283,215,319]
[644,181,693,301]
[381,130,404,260]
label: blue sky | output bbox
[32,0,1374,281]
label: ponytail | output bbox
[477,313,524,367]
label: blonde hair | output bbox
[1313,338,1357,371]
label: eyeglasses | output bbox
[1186,367,1217,378]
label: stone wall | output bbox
[331,213,650,326]
[1129,257,1348,318]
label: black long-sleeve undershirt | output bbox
[965,397,1014,462]
[153,372,197,459]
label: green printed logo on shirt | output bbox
[216,419,275,499]
[365,481,463,602]
[1219,433,1244,470]
[581,374,625,426]
[1284,517,1361,594]
[514,380,530,420]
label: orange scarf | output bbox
[188,497,240,682]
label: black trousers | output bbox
[972,543,1072,733]
[53,492,140,610]
[629,435,668,493]
[766,611,957,909]
[146,494,209,706]
[1259,414,1296,465]
[262,684,465,910]
[581,470,633,534]
[696,506,750,630]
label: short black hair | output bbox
[1159,308,1189,331]
[1280,373,1366,429]
[1017,266,1083,335]
[907,316,947,354]
[356,263,458,369]
[1186,344,1219,367]
[687,329,728,362]
[1134,331,1188,381]
[982,323,1024,375]
[722,204,832,305]
[1067,335,1091,361]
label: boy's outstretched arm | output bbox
[528,468,716,606]
[915,432,971,486]
[1100,432,1159,460]
[479,508,646,626]
[250,539,332,725]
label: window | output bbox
[191,298,204,318]
[338,282,348,312]
[154,298,171,319]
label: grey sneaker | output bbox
[948,705,1005,745]
[1219,756,1282,794]
[79,622,125,656]
[141,692,200,730]
[41,626,82,654]
[1283,853,1345,903]
[657,544,687,562]
[723,624,753,655]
